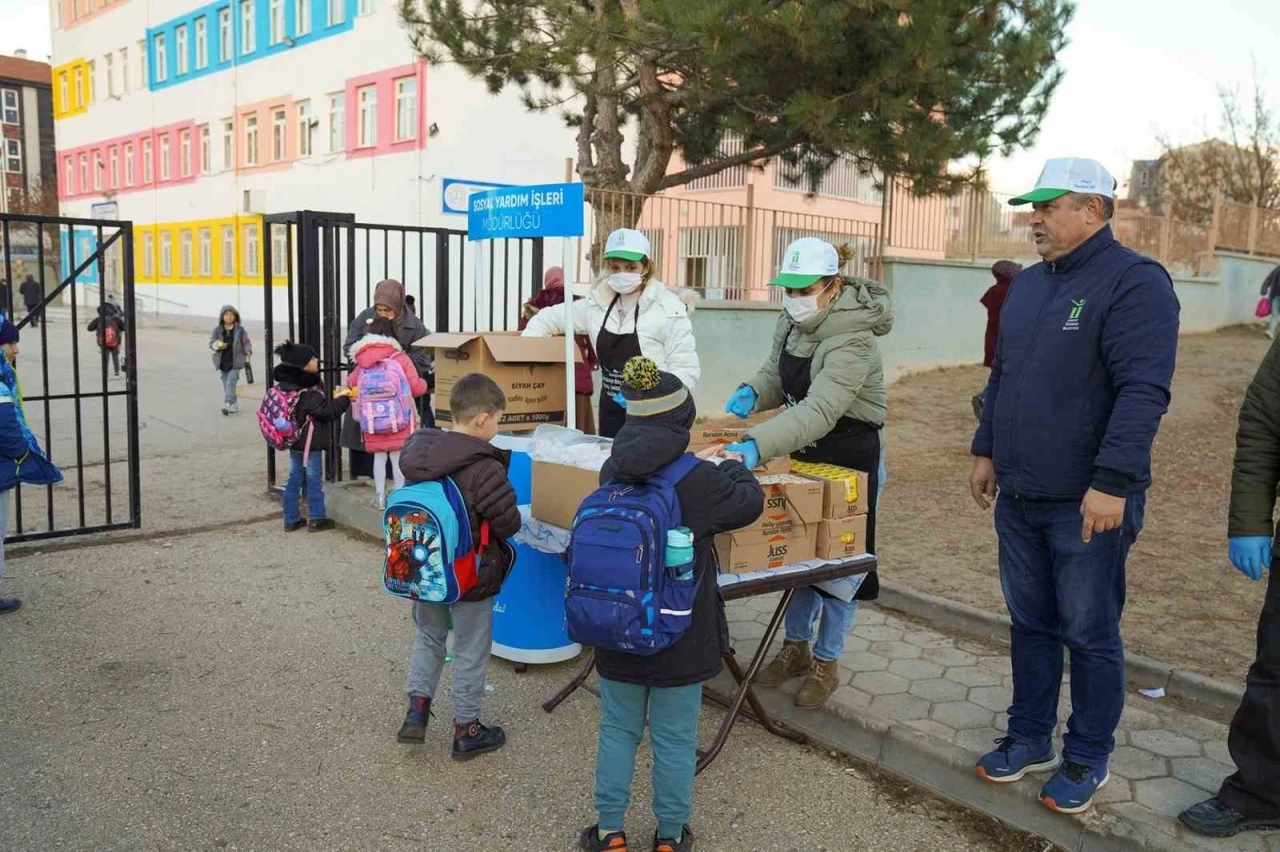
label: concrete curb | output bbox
[877,581,1244,717]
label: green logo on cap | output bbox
[790,250,800,265]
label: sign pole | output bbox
[563,158,576,432]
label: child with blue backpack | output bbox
[575,356,764,852]
[394,372,521,760]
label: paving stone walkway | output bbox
[726,595,1279,852]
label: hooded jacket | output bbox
[343,280,433,376]
[270,363,351,453]
[972,226,1180,499]
[0,356,61,492]
[399,428,521,602]
[347,334,429,453]
[593,417,765,688]
[87,303,126,348]
[521,276,700,391]
[744,279,894,461]
[209,305,252,371]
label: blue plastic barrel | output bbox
[491,539,581,665]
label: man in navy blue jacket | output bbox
[969,158,1180,814]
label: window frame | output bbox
[179,129,192,177]
[270,0,285,45]
[394,76,416,142]
[357,84,376,148]
[159,230,173,277]
[0,89,18,125]
[328,92,344,153]
[3,139,21,175]
[241,0,256,54]
[222,118,234,170]
[154,34,167,83]
[199,227,213,277]
[195,17,208,69]
[92,149,102,190]
[296,0,311,34]
[175,24,189,75]
[199,124,211,174]
[218,8,232,63]
[243,224,260,277]
[123,141,135,185]
[328,0,345,26]
[180,229,193,277]
[221,225,236,276]
[271,107,287,161]
[108,145,119,187]
[244,114,259,166]
[141,138,153,183]
[143,231,155,278]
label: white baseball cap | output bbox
[1009,157,1118,206]
[602,228,651,262]
[771,237,839,289]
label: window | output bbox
[154,34,167,83]
[73,65,84,107]
[195,18,208,68]
[219,8,232,62]
[159,231,172,276]
[92,150,102,189]
[104,53,114,97]
[79,153,88,191]
[358,0,374,13]
[357,84,376,147]
[141,138,153,183]
[241,0,256,54]
[270,0,284,44]
[296,0,311,34]
[176,25,189,74]
[124,142,134,185]
[243,224,260,276]
[222,118,234,170]
[180,230,193,277]
[86,59,96,102]
[0,90,17,125]
[199,124,211,173]
[58,72,69,112]
[159,133,171,180]
[3,140,20,174]
[296,99,312,156]
[142,232,154,277]
[244,115,258,165]
[221,225,235,276]
[119,47,129,92]
[137,40,146,86]
[179,129,192,176]
[328,0,345,25]
[271,225,288,276]
[272,108,287,160]
[327,92,344,152]
[199,228,212,276]
[394,77,416,142]
[108,146,119,187]
[63,156,74,192]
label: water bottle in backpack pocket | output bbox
[564,455,701,655]
[356,357,415,436]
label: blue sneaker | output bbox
[1040,761,1111,814]
[975,736,1061,783]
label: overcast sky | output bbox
[1,0,1277,194]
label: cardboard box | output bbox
[742,476,824,535]
[529,460,601,530]
[425,332,582,432]
[715,525,818,574]
[689,412,790,475]
[816,514,869,560]
[790,460,871,518]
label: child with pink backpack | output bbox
[348,317,430,507]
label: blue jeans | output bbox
[1270,297,1280,337]
[595,678,702,840]
[995,492,1144,767]
[283,449,325,524]
[785,585,859,662]
[220,368,240,409]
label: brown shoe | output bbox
[796,659,841,709]
[754,639,812,687]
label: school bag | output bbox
[99,323,119,349]
[355,356,415,436]
[257,386,315,460]
[564,454,701,655]
[382,479,490,604]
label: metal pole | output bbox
[564,158,576,431]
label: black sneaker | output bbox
[579,825,628,851]
[283,519,307,532]
[1179,797,1280,838]
[308,518,335,532]
[396,695,431,743]
[0,596,22,615]
[451,719,506,761]
[653,825,693,852]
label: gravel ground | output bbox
[1,516,1050,852]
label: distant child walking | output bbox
[87,302,126,380]
[578,356,764,852]
[270,341,351,532]
[394,373,521,759]
[348,317,429,508]
[210,305,252,415]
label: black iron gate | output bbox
[261,210,544,490]
[0,213,141,542]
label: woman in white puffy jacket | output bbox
[522,228,700,437]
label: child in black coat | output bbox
[87,303,126,379]
[272,341,350,531]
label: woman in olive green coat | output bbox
[724,237,893,710]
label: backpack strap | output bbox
[650,453,700,488]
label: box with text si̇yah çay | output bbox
[715,525,818,574]
[789,460,870,519]
[423,332,582,432]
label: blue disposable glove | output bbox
[724,440,760,472]
[725,386,757,420]
[1228,536,1272,581]
[612,392,627,409]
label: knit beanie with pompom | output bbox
[619,355,695,427]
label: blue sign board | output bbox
[467,183,585,242]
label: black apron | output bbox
[595,296,642,439]
[779,340,881,601]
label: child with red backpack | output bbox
[87,302,126,380]
[348,317,429,509]
[266,342,351,532]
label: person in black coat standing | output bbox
[580,356,763,852]
[272,342,350,532]
[19,275,43,327]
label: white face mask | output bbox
[606,272,645,295]
[783,283,831,323]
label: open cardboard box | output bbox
[423,332,582,432]
[790,460,871,518]
[529,460,601,530]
